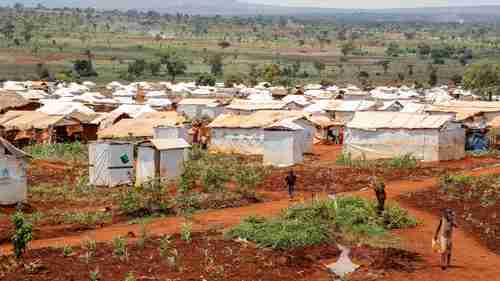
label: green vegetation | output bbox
[180,222,193,243]
[112,236,127,257]
[440,174,500,207]
[463,62,500,101]
[25,142,87,162]
[227,196,417,249]
[336,152,418,170]
[11,211,34,259]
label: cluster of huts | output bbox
[2,79,500,204]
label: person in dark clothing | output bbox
[434,208,457,270]
[372,177,386,215]
[285,170,297,199]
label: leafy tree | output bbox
[196,73,216,86]
[73,59,97,77]
[340,41,355,56]
[262,64,281,84]
[217,41,231,49]
[407,64,414,76]
[292,60,301,77]
[450,74,462,86]
[11,211,33,260]
[36,63,51,80]
[164,56,187,82]
[149,61,161,76]
[428,65,438,87]
[397,72,405,82]
[128,59,147,77]
[208,53,224,76]
[463,62,500,101]
[1,21,16,42]
[224,73,245,88]
[385,42,402,57]
[313,61,326,76]
[378,60,390,74]
[417,43,431,58]
[248,63,260,86]
[357,71,370,87]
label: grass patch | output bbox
[440,174,500,206]
[25,142,87,163]
[227,196,417,249]
[336,152,418,170]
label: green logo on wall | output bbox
[120,153,130,164]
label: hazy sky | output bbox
[242,0,500,9]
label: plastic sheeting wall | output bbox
[263,130,304,167]
[154,127,189,142]
[0,156,27,205]
[177,104,198,119]
[344,127,465,162]
[159,149,188,179]
[294,119,314,153]
[210,128,264,154]
[89,142,134,187]
[136,146,156,186]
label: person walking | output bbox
[285,170,297,200]
[433,208,457,270]
[371,177,387,216]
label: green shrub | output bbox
[63,211,111,226]
[227,196,418,249]
[388,154,417,169]
[11,211,33,259]
[62,245,73,257]
[112,236,127,257]
[180,222,192,242]
[202,165,230,192]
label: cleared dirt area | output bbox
[0,230,422,281]
[399,182,500,255]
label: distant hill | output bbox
[1,0,500,21]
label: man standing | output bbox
[372,177,386,216]
[285,170,297,200]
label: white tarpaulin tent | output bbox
[263,119,304,167]
[344,112,465,162]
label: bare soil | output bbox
[398,185,500,255]
[0,231,420,281]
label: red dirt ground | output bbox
[3,146,500,280]
[399,185,500,255]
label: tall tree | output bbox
[208,53,224,76]
[463,62,500,101]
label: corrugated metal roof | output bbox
[148,138,191,150]
[208,110,306,128]
[308,116,340,128]
[0,137,30,158]
[347,112,452,130]
[226,99,288,111]
[0,92,33,112]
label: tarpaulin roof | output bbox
[0,92,33,112]
[98,117,185,139]
[208,110,306,129]
[147,138,191,150]
[347,112,452,130]
[335,100,377,112]
[178,98,221,106]
[1,111,79,130]
[226,99,288,111]
[265,118,304,131]
[0,137,31,158]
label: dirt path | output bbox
[2,167,500,280]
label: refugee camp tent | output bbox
[111,104,156,119]
[334,100,377,123]
[308,115,341,141]
[136,138,191,185]
[0,92,40,114]
[88,141,134,187]
[98,115,185,140]
[177,99,224,119]
[208,111,314,155]
[344,112,465,162]
[225,99,288,115]
[263,119,304,167]
[0,111,82,144]
[0,137,30,205]
[154,126,189,141]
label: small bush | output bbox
[11,211,33,259]
[124,272,136,281]
[89,269,100,281]
[388,154,417,169]
[202,166,230,192]
[62,245,73,257]
[112,236,127,257]
[25,142,87,162]
[180,222,193,242]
